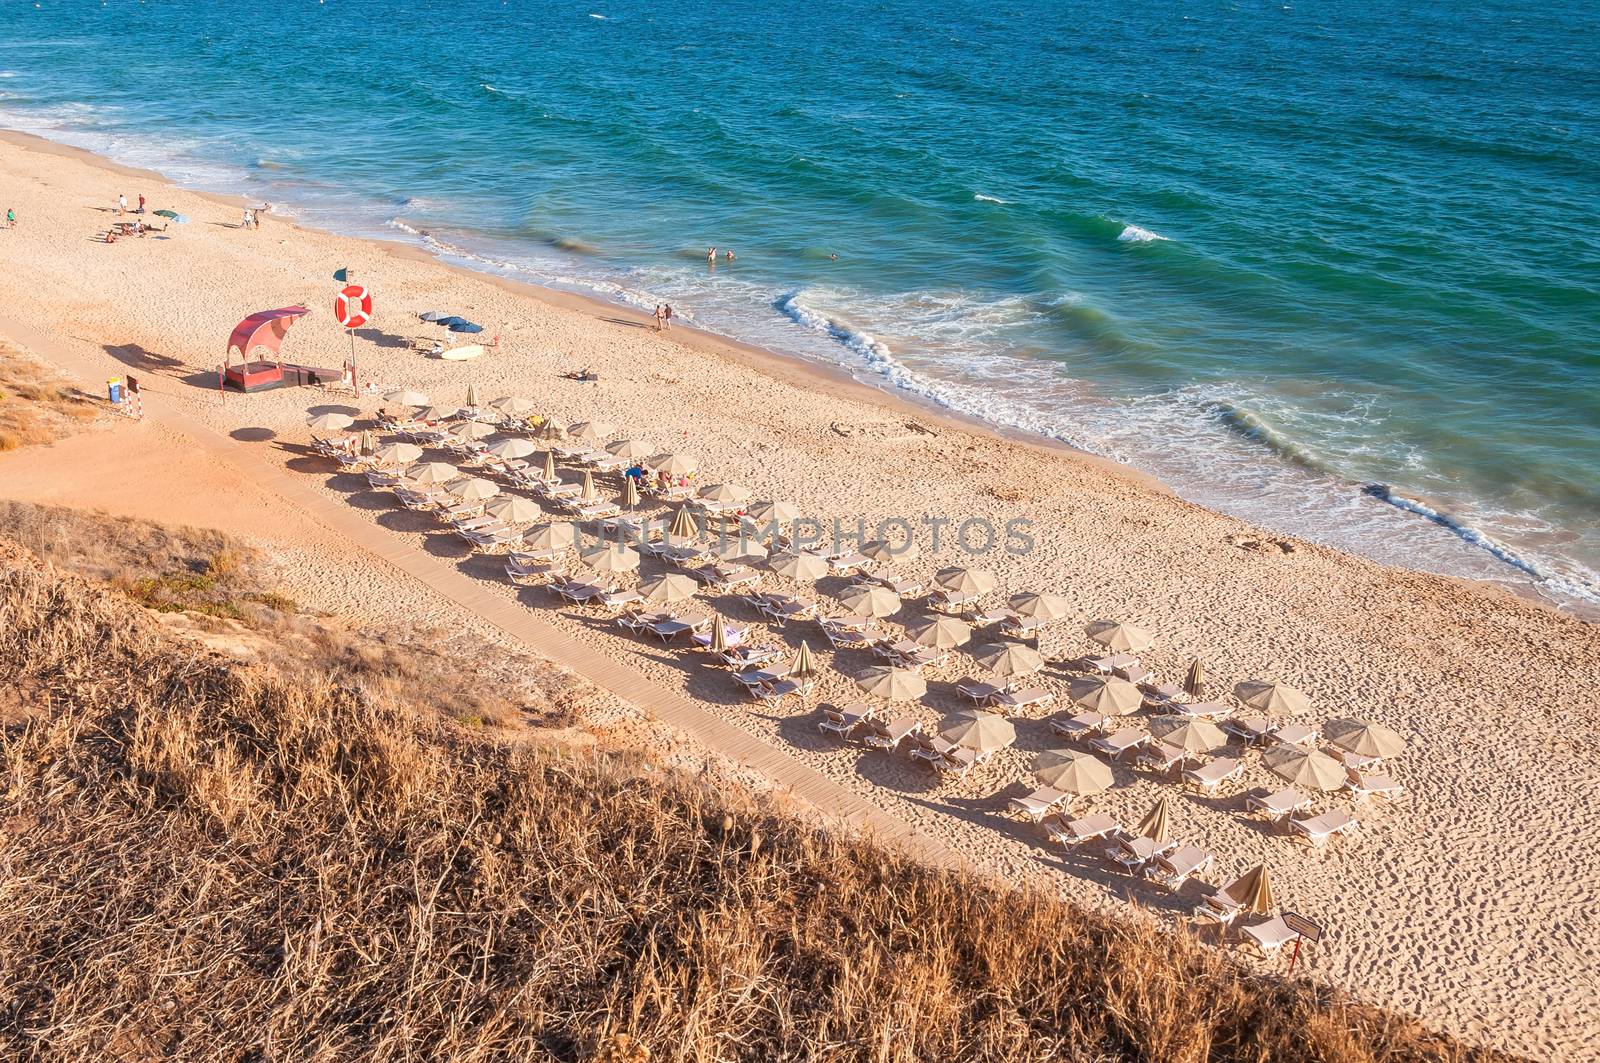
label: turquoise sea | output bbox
[2,0,1597,610]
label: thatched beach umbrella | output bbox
[1085,619,1154,653]
[1234,679,1310,715]
[448,476,499,502]
[359,429,376,455]
[748,500,800,527]
[485,496,542,524]
[1324,719,1407,760]
[489,395,538,416]
[383,389,430,407]
[580,543,640,575]
[1183,659,1206,697]
[710,538,767,564]
[905,615,971,650]
[790,640,819,679]
[622,476,641,510]
[373,442,422,467]
[838,584,900,619]
[1150,716,1228,755]
[707,614,729,654]
[1217,864,1274,915]
[1134,795,1172,843]
[522,523,578,553]
[975,643,1044,679]
[464,382,481,408]
[606,438,656,460]
[569,421,613,444]
[768,551,828,582]
[452,420,497,441]
[306,412,353,433]
[639,573,698,605]
[1032,749,1113,795]
[1008,591,1071,623]
[535,420,567,441]
[542,451,558,481]
[1263,746,1346,792]
[699,482,752,504]
[579,470,599,502]
[862,537,918,563]
[417,405,460,423]
[1067,675,1143,716]
[857,666,926,701]
[648,452,698,477]
[667,506,701,543]
[940,710,1015,753]
[403,461,460,485]
[486,437,538,460]
[934,566,998,597]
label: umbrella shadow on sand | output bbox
[230,426,277,443]
[353,327,412,350]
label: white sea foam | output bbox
[973,193,1009,204]
[589,12,607,18]
[1117,224,1166,243]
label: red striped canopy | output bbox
[227,306,309,365]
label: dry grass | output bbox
[0,338,99,450]
[0,548,1505,1062]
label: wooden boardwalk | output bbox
[111,376,965,872]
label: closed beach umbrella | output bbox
[975,643,1044,679]
[486,437,537,460]
[862,537,918,563]
[580,543,640,575]
[699,482,752,504]
[934,566,998,596]
[579,470,599,501]
[484,496,542,523]
[1234,679,1310,715]
[543,451,558,480]
[569,421,613,443]
[373,442,422,466]
[667,506,700,542]
[648,452,699,477]
[523,523,577,553]
[306,412,353,432]
[448,476,499,501]
[1150,716,1229,755]
[1085,619,1154,653]
[384,389,430,407]
[452,420,497,441]
[403,461,459,485]
[465,382,481,408]
[1008,591,1071,622]
[640,573,698,605]
[940,710,1015,753]
[1324,718,1407,760]
[790,640,819,679]
[769,551,828,582]
[622,476,641,510]
[359,429,376,454]
[1218,864,1275,915]
[1263,746,1346,792]
[857,665,926,701]
[1184,658,1206,697]
[708,614,729,654]
[748,500,800,526]
[606,438,657,459]
[1067,675,1143,716]
[489,395,538,416]
[905,615,971,650]
[1032,749,1113,795]
[838,584,900,618]
[417,405,460,423]
[1134,795,1172,843]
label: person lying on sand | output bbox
[563,368,599,382]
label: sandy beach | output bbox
[2,131,1598,1059]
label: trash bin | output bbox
[107,378,123,405]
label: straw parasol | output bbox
[579,470,599,501]
[790,640,819,679]
[838,584,900,618]
[940,710,1016,752]
[666,506,701,543]
[403,461,460,485]
[486,437,538,460]
[373,442,422,466]
[306,412,353,432]
[448,476,500,502]
[580,543,640,575]
[975,643,1044,679]
[1263,746,1346,792]
[622,476,641,510]
[699,482,752,504]
[862,537,919,563]
[522,523,577,553]
[568,421,613,443]
[488,395,538,416]
[1234,679,1310,715]
[535,420,567,441]
[1008,591,1071,622]
[484,496,542,523]
[905,615,971,650]
[710,538,767,564]
[452,420,498,441]
[1150,716,1228,755]
[707,614,729,654]
[747,500,800,526]
[768,551,828,582]
[542,451,558,480]
[934,566,998,596]
[464,382,481,408]
[856,666,926,701]
[639,573,698,605]
[1217,864,1274,914]
[648,452,698,477]
[1324,718,1407,760]
[606,438,657,460]
[1085,619,1154,653]
[359,429,376,454]
[417,405,460,423]
[1183,659,1206,697]
[1032,749,1113,794]
[1133,795,1172,843]
[1067,675,1144,716]
[383,389,429,407]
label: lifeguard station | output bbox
[221,306,343,392]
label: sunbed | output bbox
[1170,700,1232,720]
[1044,813,1121,846]
[1270,722,1318,747]
[1182,757,1243,794]
[1050,711,1109,740]
[818,702,874,739]
[1135,741,1189,775]
[1241,915,1300,956]
[1289,808,1359,847]
[1342,769,1405,803]
[955,678,1004,705]
[1145,844,1214,890]
[1244,786,1312,823]
[991,687,1054,713]
[1091,729,1148,760]
[755,678,814,706]
[1105,835,1176,874]
[862,716,921,752]
[1007,786,1069,821]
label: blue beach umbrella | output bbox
[434,316,469,328]
[449,321,484,334]
[419,310,452,322]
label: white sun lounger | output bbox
[1044,813,1121,846]
[818,702,874,738]
[991,687,1054,713]
[1290,808,1359,847]
[1050,711,1109,740]
[1145,844,1214,890]
[1221,715,1273,744]
[1007,786,1069,821]
[1241,915,1301,956]
[862,716,921,751]
[1270,723,1318,747]
[1182,757,1244,794]
[1245,786,1312,823]
[1135,740,1189,775]
[1342,769,1405,803]
[1091,729,1148,760]
[955,678,1004,705]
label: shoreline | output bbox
[1,125,1585,624]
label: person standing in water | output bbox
[725,249,735,261]
[663,304,674,331]
[707,247,717,263]
[653,304,665,332]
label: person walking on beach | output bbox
[241,208,255,230]
[117,193,127,217]
[136,194,146,214]
[663,304,674,331]
[5,208,14,229]
[653,304,665,332]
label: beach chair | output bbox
[1050,710,1109,741]
[1182,757,1243,795]
[929,588,979,612]
[1342,768,1406,804]
[955,678,1004,705]
[1245,786,1312,824]
[862,716,921,752]
[718,645,781,670]
[600,589,644,610]
[1333,747,1383,770]
[991,687,1054,713]
[1007,786,1069,821]
[999,615,1046,640]
[1140,681,1184,707]
[1221,715,1273,745]
[1044,813,1121,846]
[1289,808,1360,847]
[755,678,814,706]
[1106,835,1177,875]
[1135,741,1188,776]
[1270,722,1318,747]
[1145,844,1214,891]
[1091,729,1148,761]
[818,702,873,739]
[1120,664,1155,686]
[908,734,959,768]
[1170,700,1232,721]
[1241,915,1301,957]
[822,625,873,650]
[935,746,988,781]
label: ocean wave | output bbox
[973,193,1010,204]
[1203,400,1334,476]
[1360,485,1552,583]
[1117,224,1167,243]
